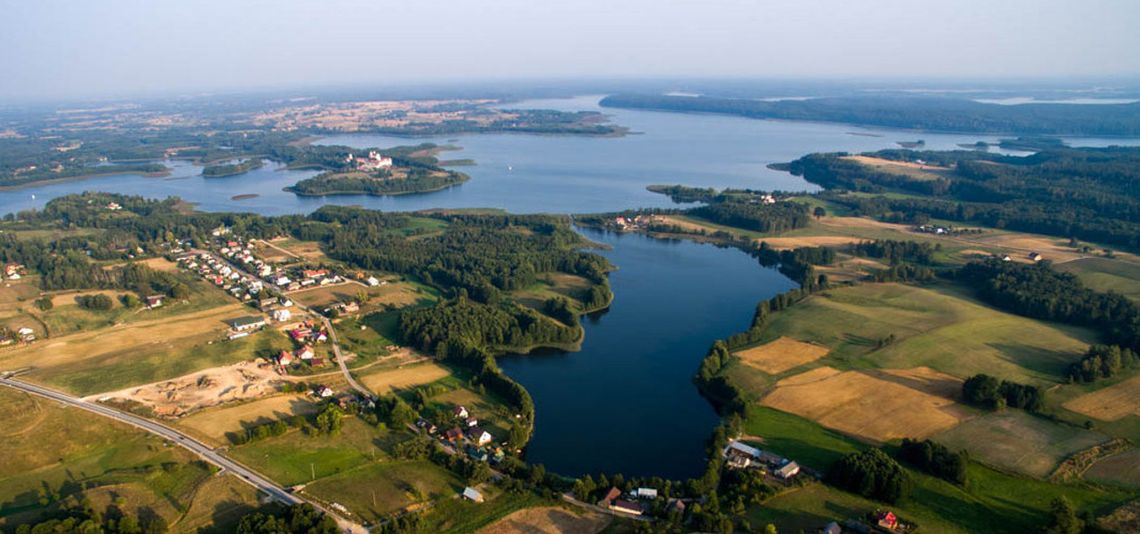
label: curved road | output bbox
[0,376,367,533]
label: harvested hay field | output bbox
[933,411,1109,478]
[843,155,951,181]
[1085,449,1140,489]
[475,506,610,534]
[48,289,126,308]
[816,216,911,231]
[875,366,964,399]
[92,359,288,418]
[734,336,830,374]
[139,257,179,272]
[761,366,968,442]
[176,393,317,444]
[1063,374,1140,421]
[359,360,450,393]
[758,236,865,250]
[271,238,327,261]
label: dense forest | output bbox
[691,200,811,233]
[793,147,1140,249]
[314,206,610,303]
[399,296,580,354]
[601,93,1140,135]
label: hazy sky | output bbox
[2,0,1139,100]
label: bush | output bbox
[77,293,113,310]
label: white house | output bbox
[634,488,658,499]
[366,276,380,287]
[272,308,292,322]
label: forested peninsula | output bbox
[600,93,1140,136]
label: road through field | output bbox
[0,375,367,534]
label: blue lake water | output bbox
[3,95,1139,478]
[498,229,798,479]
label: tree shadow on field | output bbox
[990,342,1072,379]
[196,499,261,534]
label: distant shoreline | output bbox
[0,168,172,192]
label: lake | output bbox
[3,95,1140,479]
[6,94,1140,216]
[498,229,798,479]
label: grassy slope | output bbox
[0,388,255,531]
[728,283,1096,392]
[1056,257,1140,301]
[743,406,1131,534]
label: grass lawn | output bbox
[748,283,1096,385]
[422,486,548,534]
[742,405,1132,534]
[0,388,240,531]
[743,406,863,470]
[303,460,462,524]
[228,418,400,486]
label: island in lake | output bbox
[285,144,469,197]
[202,158,264,177]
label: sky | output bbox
[2,0,1139,100]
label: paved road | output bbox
[0,376,367,533]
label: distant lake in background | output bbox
[4,94,1140,478]
[6,94,1140,217]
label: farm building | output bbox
[776,461,801,479]
[1028,252,1043,262]
[228,316,266,331]
[461,487,484,503]
[600,487,621,506]
[145,295,163,308]
[609,500,644,516]
[453,405,469,419]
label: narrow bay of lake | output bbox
[497,229,798,479]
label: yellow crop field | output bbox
[1063,374,1140,421]
[761,366,968,442]
[359,361,450,393]
[734,336,830,374]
